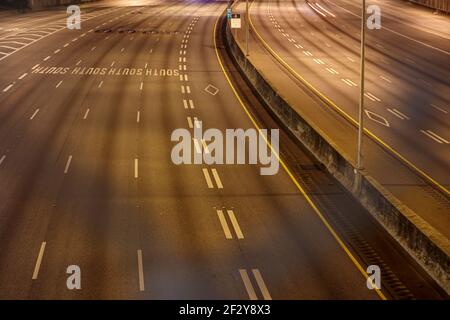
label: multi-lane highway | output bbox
[248,0,450,192]
[0,0,447,300]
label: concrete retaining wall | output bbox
[223,19,450,293]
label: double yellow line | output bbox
[246,0,449,196]
[213,6,387,300]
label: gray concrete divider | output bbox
[223,17,450,294]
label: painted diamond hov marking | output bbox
[365,110,390,127]
[205,84,219,96]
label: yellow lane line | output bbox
[246,0,448,196]
[213,6,386,300]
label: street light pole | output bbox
[357,0,366,171]
[245,0,249,56]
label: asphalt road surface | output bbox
[248,0,450,193]
[0,0,447,299]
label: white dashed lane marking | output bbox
[364,92,381,102]
[187,116,198,129]
[387,108,410,120]
[341,78,357,87]
[326,68,339,75]
[202,168,223,189]
[181,85,191,94]
[216,209,233,239]
[239,269,272,300]
[64,155,73,174]
[202,168,214,188]
[134,158,139,178]
[182,99,194,109]
[430,104,447,114]
[3,84,13,92]
[380,75,391,83]
[137,250,145,292]
[211,168,223,189]
[221,209,244,239]
[420,130,449,144]
[313,58,325,65]
[30,108,39,120]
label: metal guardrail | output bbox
[408,0,450,13]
